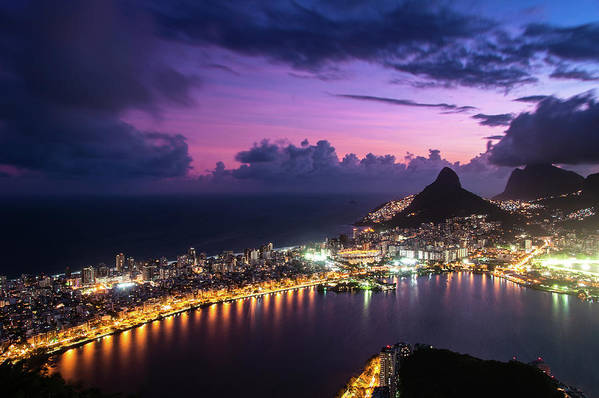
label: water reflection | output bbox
[363,289,372,313]
[53,273,599,398]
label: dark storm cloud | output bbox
[0,106,192,178]
[235,140,281,163]
[513,95,549,103]
[146,0,537,89]
[550,66,599,81]
[148,0,492,69]
[201,139,510,196]
[472,113,513,127]
[523,23,599,62]
[0,0,195,179]
[387,45,538,89]
[335,94,476,113]
[489,92,599,166]
[144,1,599,90]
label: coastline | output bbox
[31,268,591,367]
[4,275,348,365]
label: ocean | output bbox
[0,194,392,277]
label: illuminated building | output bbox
[188,247,197,266]
[336,249,381,265]
[98,264,109,278]
[82,266,95,285]
[38,276,52,288]
[116,253,125,271]
[127,256,135,270]
[260,243,273,259]
[379,345,397,398]
[243,248,252,264]
[397,247,467,263]
[142,265,156,281]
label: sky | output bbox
[1,0,599,197]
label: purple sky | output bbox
[1,0,599,196]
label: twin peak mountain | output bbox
[384,164,599,227]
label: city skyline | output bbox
[2,0,599,195]
[3,2,599,398]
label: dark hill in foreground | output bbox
[388,167,505,227]
[399,348,563,398]
[0,360,122,398]
[494,164,584,201]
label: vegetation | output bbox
[0,357,130,398]
[399,348,562,398]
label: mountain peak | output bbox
[494,164,584,200]
[386,166,504,227]
[433,167,461,188]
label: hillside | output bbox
[494,164,584,201]
[388,167,505,227]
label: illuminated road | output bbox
[1,274,348,364]
[514,241,549,268]
[340,356,380,398]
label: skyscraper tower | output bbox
[82,266,96,285]
[380,345,398,398]
[189,247,197,266]
[116,253,125,272]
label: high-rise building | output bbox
[98,264,110,278]
[243,248,252,264]
[188,247,197,266]
[525,239,533,251]
[142,265,156,281]
[116,253,125,271]
[260,243,273,260]
[380,345,398,398]
[82,266,96,285]
[177,254,190,267]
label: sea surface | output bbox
[0,194,391,277]
[53,274,599,397]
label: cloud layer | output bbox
[335,94,476,113]
[202,139,510,197]
[3,0,599,190]
[146,1,599,90]
[0,0,194,179]
[489,92,599,166]
[472,113,513,127]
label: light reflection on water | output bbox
[53,274,599,398]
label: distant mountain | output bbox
[388,167,504,227]
[494,164,584,201]
[583,172,599,204]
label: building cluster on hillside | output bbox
[360,195,415,224]
[322,215,502,268]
